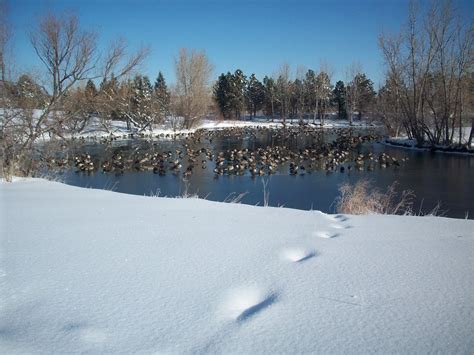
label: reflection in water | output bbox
[45,129,473,219]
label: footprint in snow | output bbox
[80,328,107,344]
[314,231,340,239]
[280,247,316,263]
[334,214,350,222]
[63,323,107,344]
[329,223,352,230]
[221,286,278,322]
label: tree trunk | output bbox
[468,117,474,147]
[271,100,274,122]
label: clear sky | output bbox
[7,0,474,87]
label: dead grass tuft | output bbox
[336,179,415,215]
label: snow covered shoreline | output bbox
[35,116,379,142]
[1,179,473,353]
[383,138,474,156]
[383,127,473,156]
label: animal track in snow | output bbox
[334,214,349,222]
[221,286,278,322]
[280,247,316,263]
[314,231,340,239]
[80,328,107,344]
[63,323,107,344]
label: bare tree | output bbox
[304,69,317,124]
[275,62,291,125]
[317,61,335,126]
[464,73,474,146]
[294,65,307,122]
[0,0,10,82]
[377,75,405,136]
[345,62,362,125]
[173,48,213,129]
[379,0,473,145]
[0,12,148,178]
[316,71,332,125]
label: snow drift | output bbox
[1,179,473,353]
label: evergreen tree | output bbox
[333,80,347,119]
[263,76,276,120]
[84,79,97,114]
[96,74,123,127]
[352,73,376,119]
[85,79,97,98]
[154,71,170,121]
[99,74,119,96]
[275,69,291,124]
[130,75,154,129]
[213,72,234,119]
[229,69,247,119]
[245,74,265,118]
[291,78,305,122]
[16,74,46,108]
[304,69,317,123]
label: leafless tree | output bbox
[379,0,473,145]
[318,61,335,125]
[173,48,213,129]
[294,65,307,122]
[377,75,405,136]
[0,12,148,178]
[345,62,362,125]
[275,62,291,125]
[0,0,11,82]
[316,70,332,126]
[461,72,474,145]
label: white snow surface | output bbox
[1,179,473,353]
[63,116,378,140]
[385,126,473,150]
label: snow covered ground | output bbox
[65,116,378,140]
[1,179,473,353]
[384,126,473,152]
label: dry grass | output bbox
[262,178,270,207]
[336,179,415,215]
[224,192,249,204]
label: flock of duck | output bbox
[43,126,409,177]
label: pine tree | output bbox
[351,73,376,120]
[230,69,247,119]
[154,71,170,122]
[16,74,45,108]
[275,67,291,124]
[130,75,154,129]
[245,74,265,118]
[333,80,347,119]
[99,74,119,97]
[304,69,317,124]
[291,78,305,122]
[213,72,234,119]
[85,79,97,98]
[83,79,97,115]
[263,76,276,121]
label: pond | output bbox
[41,127,474,219]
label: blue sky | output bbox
[8,0,473,87]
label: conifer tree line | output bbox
[212,66,377,125]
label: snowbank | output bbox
[384,127,473,154]
[71,117,379,140]
[1,179,472,353]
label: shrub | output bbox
[336,179,415,215]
